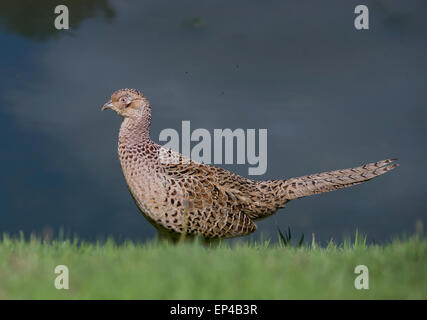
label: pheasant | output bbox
[102,88,398,241]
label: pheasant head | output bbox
[101,88,151,121]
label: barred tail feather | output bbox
[284,158,398,200]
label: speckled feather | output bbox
[105,89,398,240]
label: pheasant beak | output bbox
[101,100,114,111]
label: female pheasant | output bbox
[102,88,398,241]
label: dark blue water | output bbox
[0,0,426,244]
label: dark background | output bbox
[0,0,425,244]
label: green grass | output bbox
[0,233,425,299]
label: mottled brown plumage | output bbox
[102,89,398,241]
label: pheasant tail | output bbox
[280,158,398,200]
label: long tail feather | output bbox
[284,158,398,200]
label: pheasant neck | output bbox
[119,116,152,146]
